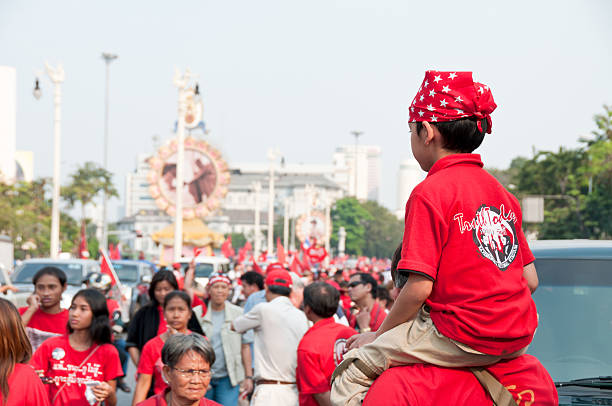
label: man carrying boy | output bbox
[330,71,539,405]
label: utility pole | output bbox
[351,130,363,198]
[253,181,262,257]
[101,52,118,253]
[43,63,65,259]
[267,149,280,257]
[173,68,191,262]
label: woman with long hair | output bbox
[126,271,204,367]
[0,298,50,406]
[132,290,195,405]
[31,289,123,406]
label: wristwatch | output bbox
[361,327,372,333]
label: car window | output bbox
[12,263,84,286]
[112,262,139,283]
[195,263,214,278]
[527,258,612,382]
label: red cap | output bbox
[265,269,292,289]
[409,71,497,134]
[326,280,341,292]
[172,262,181,270]
[208,274,231,286]
[266,262,285,274]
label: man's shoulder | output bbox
[225,301,245,317]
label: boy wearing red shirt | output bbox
[19,267,69,352]
[331,71,539,406]
[297,282,357,406]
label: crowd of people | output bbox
[0,70,562,406]
[0,256,400,406]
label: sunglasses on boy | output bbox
[348,281,365,288]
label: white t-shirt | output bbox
[233,296,309,382]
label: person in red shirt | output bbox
[0,298,50,406]
[331,71,540,406]
[136,334,221,406]
[297,282,357,406]
[363,354,557,406]
[85,272,132,393]
[132,291,194,405]
[31,289,123,406]
[126,271,205,368]
[19,267,69,352]
[345,273,386,333]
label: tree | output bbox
[512,105,612,239]
[331,197,373,256]
[360,201,404,259]
[227,232,247,249]
[0,179,79,259]
[62,162,118,246]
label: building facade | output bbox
[332,145,381,202]
[394,157,425,219]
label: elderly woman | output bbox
[136,333,222,406]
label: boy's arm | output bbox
[347,273,432,349]
[523,262,538,294]
[375,272,433,337]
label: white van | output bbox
[178,256,230,290]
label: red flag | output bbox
[109,243,121,260]
[258,251,267,263]
[221,236,233,258]
[78,222,89,259]
[252,259,264,274]
[237,247,246,263]
[290,256,302,276]
[100,250,118,286]
[277,238,286,264]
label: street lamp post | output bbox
[41,63,65,259]
[101,52,118,253]
[351,130,363,198]
[173,68,191,262]
[253,181,262,257]
[267,149,280,257]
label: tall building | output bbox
[125,154,159,217]
[332,145,381,202]
[0,66,16,183]
[395,157,425,219]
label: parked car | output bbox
[178,256,230,290]
[11,259,100,309]
[111,259,155,320]
[527,240,612,404]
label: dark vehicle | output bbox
[111,260,155,320]
[528,240,612,405]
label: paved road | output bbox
[117,361,137,405]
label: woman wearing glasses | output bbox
[132,291,196,405]
[136,333,221,406]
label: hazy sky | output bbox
[1,0,611,219]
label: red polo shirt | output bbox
[136,387,222,406]
[398,154,537,355]
[363,354,557,406]
[296,317,357,406]
[347,302,386,332]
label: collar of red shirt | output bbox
[427,153,483,178]
[309,317,336,332]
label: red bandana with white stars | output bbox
[409,71,497,134]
